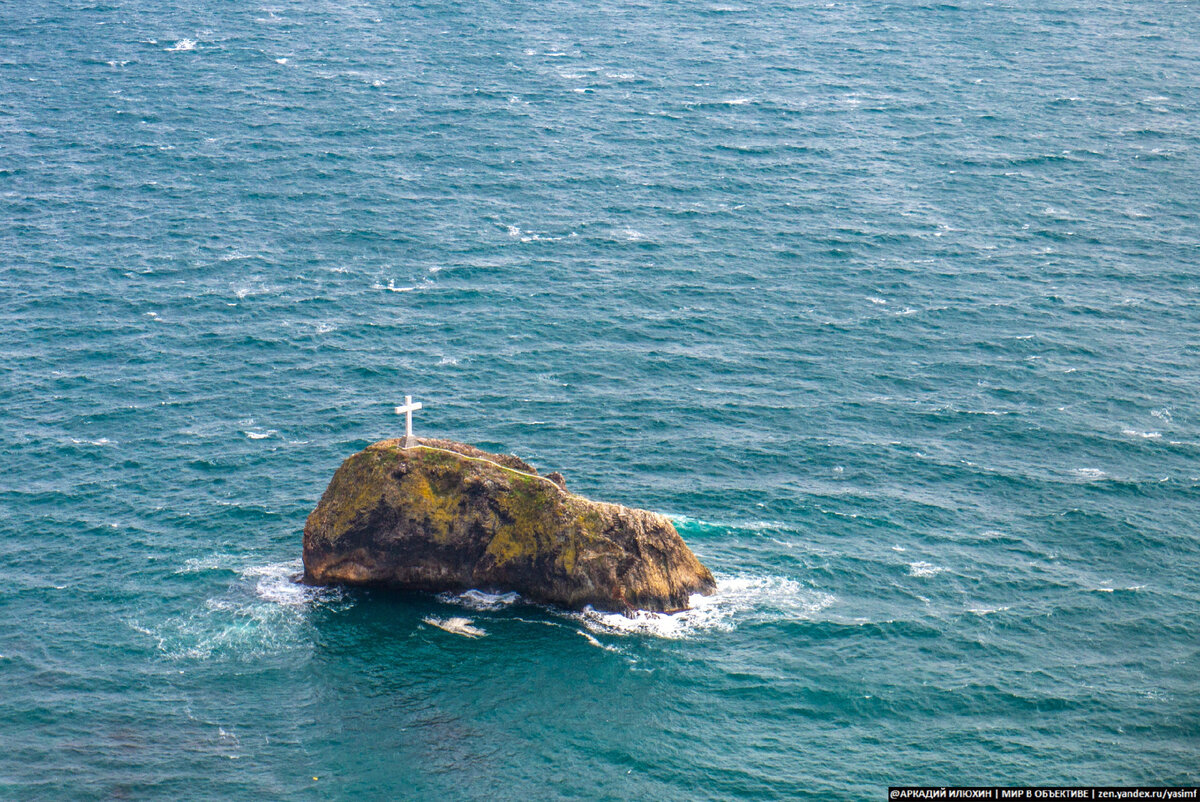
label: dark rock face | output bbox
[302,438,716,613]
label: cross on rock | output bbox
[395,395,423,448]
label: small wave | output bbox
[578,631,622,652]
[1072,467,1107,480]
[967,606,1010,616]
[70,437,115,446]
[438,589,520,610]
[908,561,945,578]
[576,575,834,639]
[244,429,275,440]
[375,280,416,293]
[423,616,486,638]
[166,39,197,52]
[1121,429,1162,439]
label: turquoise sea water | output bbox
[2,0,1199,797]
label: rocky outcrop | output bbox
[302,438,716,613]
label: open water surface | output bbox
[2,0,1199,798]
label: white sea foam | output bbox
[423,616,486,638]
[176,553,240,574]
[240,561,315,606]
[244,429,275,439]
[166,39,197,52]
[578,631,622,652]
[1072,467,1107,480]
[70,437,115,446]
[908,561,945,578]
[377,280,416,292]
[967,606,1010,616]
[132,560,337,661]
[438,589,520,610]
[1122,428,1162,439]
[575,575,835,639]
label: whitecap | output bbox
[377,280,416,292]
[438,589,520,610]
[1121,428,1161,439]
[423,616,486,638]
[967,606,1010,616]
[578,630,622,652]
[70,437,115,446]
[438,356,459,365]
[166,39,197,52]
[575,575,834,639]
[244,429,275,440]
[908,561,945,578]
[1072,467,1107,480]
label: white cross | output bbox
[394,395,422,447]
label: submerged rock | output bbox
[302,438,716,613]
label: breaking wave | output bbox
[575,575,835,639]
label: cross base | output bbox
[401,434,419,449]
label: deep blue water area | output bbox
[2,0,1198,798]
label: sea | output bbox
[1,0,1198,798]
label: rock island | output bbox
[302,438,716,613]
